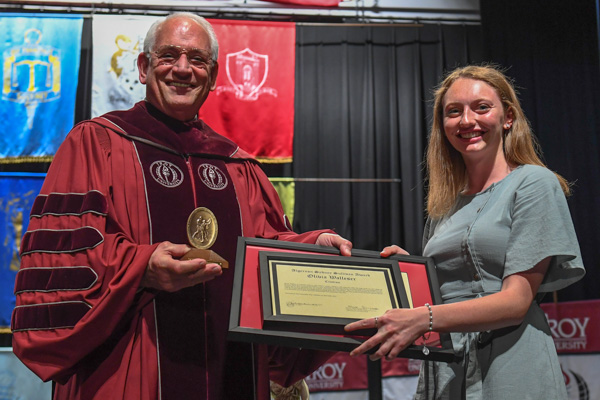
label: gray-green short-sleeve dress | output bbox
[414,164,585,400]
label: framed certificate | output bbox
[260,251,409,335]
[228,237,457,362]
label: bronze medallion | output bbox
[186,207,218,250]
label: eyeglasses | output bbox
[150,45,214,69]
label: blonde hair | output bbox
[425,64,570,218]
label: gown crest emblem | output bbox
[198,163,228,190]
[149,160,184,188]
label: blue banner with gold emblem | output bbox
[0,173,45,327]
[0,14,83,161]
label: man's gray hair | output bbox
[143,12,219,62]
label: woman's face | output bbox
[442,78,512,162]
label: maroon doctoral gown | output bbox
[12,102,334,399]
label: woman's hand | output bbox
[380,244,410,257]
[344,307,430,361]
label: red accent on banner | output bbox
[382,357,422,377]
[201,20,295,162]
[259,0,341,6]
[541,299,600,354]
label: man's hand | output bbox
[141,241,222,292]
[380,244,410,257]
[315,233,352,256]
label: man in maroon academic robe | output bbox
[11,12,351,400]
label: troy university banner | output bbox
[0,14,82,162]
[541,300,600,400]
[200,20,296,162]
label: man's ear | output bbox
[209,61,219,91]
[137,53,149,84]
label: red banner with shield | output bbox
[200,20,296,162]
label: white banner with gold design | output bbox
[91,14,161,117]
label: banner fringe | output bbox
[256,157,293,164]
[0,156,53,164]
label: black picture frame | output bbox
[228,237,458,362]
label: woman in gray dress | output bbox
[345,65,585,399]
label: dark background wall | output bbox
[479,0,600,301]
[293,1,599,303]
[292,22,484,255]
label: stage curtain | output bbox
[292,23,483,253]
[480,0,600,301]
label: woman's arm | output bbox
[345,257,550,361]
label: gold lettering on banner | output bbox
[1,196,24,272]
[2,28,61,129]
[10,209,23,272]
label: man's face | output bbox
[137,17,219,122]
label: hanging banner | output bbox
[91,14,161,117]
[0,173,45,328]
[541,299,600,354]
[269,178,295,226]
[541,300,600,399]
[201,20,296,162]
[0,14,83,162]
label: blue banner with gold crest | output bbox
[0,14,83,161]
[0,173,45,327]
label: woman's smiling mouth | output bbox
[459,131,484,139]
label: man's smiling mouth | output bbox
[170,82,193,88]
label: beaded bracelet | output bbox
[421,303,433,356]
[422,303,433,341]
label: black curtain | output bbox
[480,0,600,302]
[292,23,483,254]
